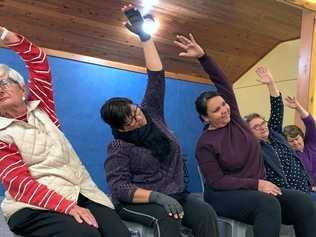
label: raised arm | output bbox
[174,34,240,117]
[0,27,59,127]
[121,5,164,118]
[285,96,316,143]
[121,5,162,71]
[255,66,280,97]
[302,115,316,145]
[256,66,283,133]
[285,96,309,119]
[141,39,165,118]
[1,28,99,227]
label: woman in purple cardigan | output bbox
[100,5,219,237]
[283,97,316,190]
[174,33,316,237]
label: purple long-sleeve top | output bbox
[105,70,185,203]
[298,115,316,185]
[195,55,265,190]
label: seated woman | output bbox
[0,27,130,237]
[174,33,316,237]
[100,5,219,237]
[283,96,316,190]
[244,67,313,197]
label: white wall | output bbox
[234,39,299,126]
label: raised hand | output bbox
[69,205,99,228]
[0,27,8,40]
[285,96,308,118]
[0,27,19,44]
[174,33,205,58]
[258,179,282,196]
[255,66,274,84]
[122,4,151,42]
[285,96,299,110]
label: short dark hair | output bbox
[283,125,304,139]
[100,97,133,130]
[244,113,264,124]
[195,91,220,122]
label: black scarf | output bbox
[112,109,171,161]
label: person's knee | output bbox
[193,202,217,223]
[257,195,281,218]
[156,216,181,237]
[104,224,131,237]
[101,219,131,237]
[297,192,314,208]
[292,192,316,217]
[63,224,101,237]
[92,206,130,236]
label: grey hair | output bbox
[0,64,25,87]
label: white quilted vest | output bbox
[0,101,113,220]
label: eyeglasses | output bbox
[124,104,140,128]
[251,120,267,131]
[0,78,15,90]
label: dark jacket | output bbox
[260,95,311,191]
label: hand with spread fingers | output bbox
[255,66,274,85]
[285,96,300,110]
[122,4,151,42]
[255,66,280,97]
[285,96,309,118]
[174,33,205,58]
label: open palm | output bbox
[174,33,204,58]
[285,96,299,109]
[255,66,273,84]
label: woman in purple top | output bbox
[174,33,316,237]
[283,97,316,188]
[100,5,219,237]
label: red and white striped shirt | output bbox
[0,35,76,214]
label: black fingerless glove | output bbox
[124,8,151,42]
[149,191,183,215]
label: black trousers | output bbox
[204,187,316,237]
[117,193,219,237]
[8,194,131,237]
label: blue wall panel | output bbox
[0,48,214,195]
